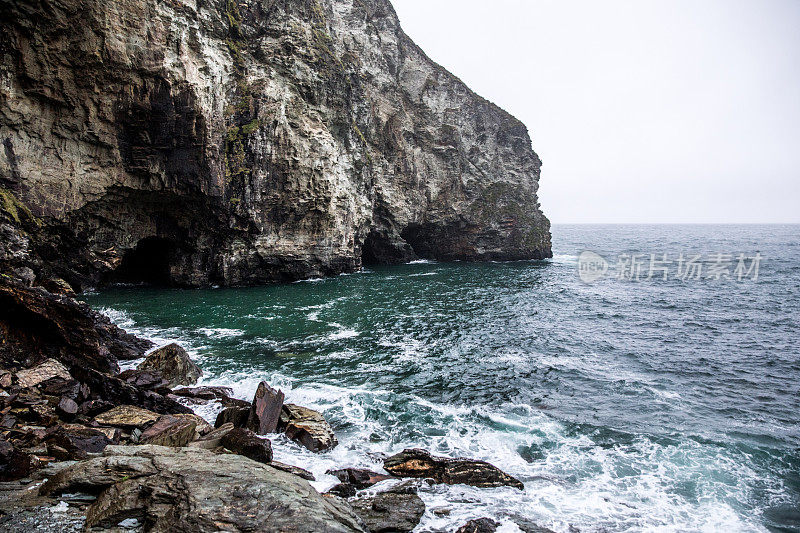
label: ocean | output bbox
[83,224,800,532]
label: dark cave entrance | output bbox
[361,229,416,265]
[109,237,176,286]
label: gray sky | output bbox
[391,0,800,224]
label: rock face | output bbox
[0,0,551,288]
[383,448,524,490]
[40,445,366,532]
[138,343,202,388]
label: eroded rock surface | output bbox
[40,445,366,532]
[280,403,338,452]
[138,343,202,388]
[0,0,551,288]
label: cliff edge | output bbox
[0,0,551,288]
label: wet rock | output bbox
[40,445,366,532]
[74,367,192,415]
[279,403,338,452]
[38,277,75,296]
[383,449,524,490]
[348,483,426,533]
[328,467,395,489]
[137,343,202,388]
[220,427,273,463]
[15,359,71,389]
[0,371,13,388]
[93,405,160,429]
[139,415,197,447]
[214,405,250,428]
[247,381,284,435]
[456,518,500,533]
[328,483,358,498]
[44,425,112,460]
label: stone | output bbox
[171,386,234,402]
[137,343,202,388]
[176,413,213,436]
[279,403,338,452]
[383,449,524,490]
[188,422,234,449]
[270,461,316,481]
[214,405,250,429]
[139,415,197,447]
[348,484,426,533]
[45,425,113,460]
[40,445,366,532]
[456,518,500,533]
[117,369,170,392]
[328,483,358,498]
[93,405,160,429]
[219,427,273,464]
[247,381,284,435]
[56,396,79,417]
[15,359,71,389]
[0,438,39,481]
[327,467,394,489]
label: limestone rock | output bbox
[40,445,366,532]
[247,381,284,434]
[383,449,524,490]
[137,343,202,388]
[220,427,273,463]
[279,403,338,452]
[93,405,160,429]
[139,415,197,447]
[348,483,425,533]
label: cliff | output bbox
[0,0,551,288]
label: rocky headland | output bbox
[1,0,553,530]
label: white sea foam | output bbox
[195,327,245,338]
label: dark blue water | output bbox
[85,225,800,532]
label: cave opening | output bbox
[109,237,176,286]
[361,229,416,265]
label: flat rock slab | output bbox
[279,403,338,452]
[93,405,160,429]
[383,449,524,490]
[138,343,202,388]
[15,359,71,388]
[40,445,365,532]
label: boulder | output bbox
[45,425,113,460]
[247,381,284,434]
[383,449,524,490]
[93,405,160,429]
[139,415,197,447]
[15,358,71,388]
[40,445,366,532]
[328,467,394,490]
[137,343,202,388]
[56,396,79,417]
[348,483,425,533]
[456,518,500,533]
[220,427,273,463]
[215,405,250,428]
[279,403,338,452]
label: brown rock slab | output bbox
[279,403,338,452]
[93,405,160,429]
[137,343,202,388]
[383,449,524,490]
[214,405,250,428]
[15,359,71,388]
[139,415,197,447]
[220,427,273,463]
[348,483,425,533]
[327,467,394,489]
[247,381,284,435]
[45,425,113,460]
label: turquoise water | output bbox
[84,225,800,532]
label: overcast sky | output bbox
[391,0,800,224]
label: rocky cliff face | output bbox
[0,0,551,288]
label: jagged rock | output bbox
[328,483,358,498]
[39,377,82,399]
[456,518,500,533]
[271,461,316,481]
[328,467,394,489]
[56,396,79,417]
[348,483,426,533]
[220,427,273,463]
[15,359,71,388]
[137,343,202,388]
[215,405,250,428]
[0,370,12,388]
[279,403,338,452]
[38,277,75,296]
[0,0,550,291]
[45,425,112,460]
[93,405,160,429]
[0,441,39,481]
[75,367,191,415]
[188,422,234,449]
[383,449,524,490]
[172,386,234,402]
[247,381,284,435]
[40,445,366,532]
[176,413,213,437]
[139,415,197,447]
[117,368,170,392]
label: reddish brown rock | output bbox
[220,427,273,464]
[139,415,197,447]
[383,449,524,490]
[247,381,284,435]
[327,467,394,489]
[214,406,250,429]
[45,425,113,460]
